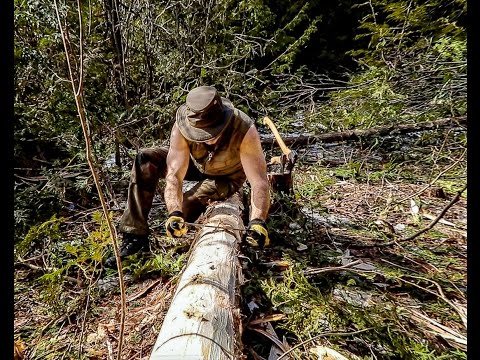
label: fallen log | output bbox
[260,116,466,147]
[149,193,245,360]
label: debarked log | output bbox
[149,193,245,360]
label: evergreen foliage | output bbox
[14,0,372,240]
[14,0,466,256]
[14,1,467,358]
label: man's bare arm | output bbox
[164,123,190,214]
[240,125,270,220]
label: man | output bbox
[105,85,271,268]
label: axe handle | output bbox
[263,116,292,156]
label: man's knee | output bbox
[137,147,168,167]
[182,194,206,223]
[136,147,168,176]
[130,148,166,190]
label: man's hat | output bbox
[176,86,234,142]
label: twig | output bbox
[395,148,466,205]
[303,260,362,276]
[405,307,467,348]
[402,184,466,241]
[276,328,373,360]
[248,327,290,353]
[398,275,467,328]
[78,262,101,357]
[379,258,421,274]
[15,260,84,287]
[248,313,286,326]
[126,278,164,303]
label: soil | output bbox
[14,127,467,360]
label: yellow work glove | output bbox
[244,219,270,248]
[165,211,187,238]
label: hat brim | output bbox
[176,97,234,142]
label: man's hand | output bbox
[165,211,187,238]
[244,219,270,248]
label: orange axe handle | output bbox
[263,116,292,156]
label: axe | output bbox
[263,116,297,173]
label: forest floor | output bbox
[14,126,467,360]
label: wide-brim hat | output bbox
[176,86,234,142]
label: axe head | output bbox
[266,150,297,195]
[268,150,297,174]
[283,150,297,174]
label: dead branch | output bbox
[402,184,467,241]
[399,275,467,329]
[260,116,466,147]
[394,148,466,205]
[126,278,174,303]
[247,327,289,353]
[15,260,83,287]
[405,308,466,351]
[276,328,373,360]
[303,260,363,276]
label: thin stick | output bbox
[395,149,466,205]
[303,260,363,276]
[276,328,373,360]
[399,275,467,328]
[53,2,127,359]
[402,184,466,241]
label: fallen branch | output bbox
[14,260,83,287]
[405,308,467,351]
[303,260,363,276]
[247,327,289,354]
[248,314,286,326]
[399,275,467,329]
[394,148,466,205]
[402,184,467,241]
[126,279,164,303]
[276,328,373,360]
[260,116,466,147]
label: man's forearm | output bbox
[164,175,183,214]
[250,181,270,220]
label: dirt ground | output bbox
[14,128,467,360]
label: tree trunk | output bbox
[149,193,245,360]
[103,0,129,109]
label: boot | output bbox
[104,233,149,268]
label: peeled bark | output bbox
[149,193,245,360]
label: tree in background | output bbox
[14,0,466,240]
[305,0,466,131]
